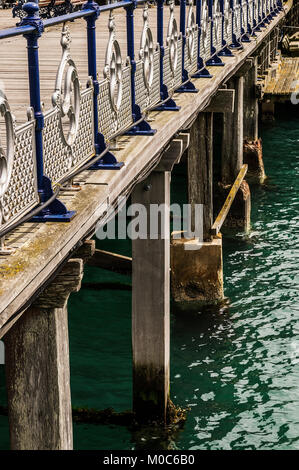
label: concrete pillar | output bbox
[132,170,170,423]
[243,58,266,184]
[4,241,94,450]
[221,76,251,232]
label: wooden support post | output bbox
[132,171,170,423]
[221,76,251,232]
[131,137,185,423]
[4,240,94,450]
[222,77,244,184]
[188,113,213,241]
[243,58,266,184]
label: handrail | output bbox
[211,164,248,235]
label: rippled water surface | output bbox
[0,111,298,450]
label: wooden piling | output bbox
[221,76,251,232]
[222,77,244,184]
[3,239,97,450]
[188,113,213,241]
[243,57,266,183]
[131,170,170,423]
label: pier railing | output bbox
[0,0,283,238]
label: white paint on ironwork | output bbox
[185,0,198,75]
[0,93,38,230]
[200,0,212,62]
[98,12,133,141]
[213,0,223,53]
[233,0,242,40]
[135,3,160,112]
[163,0,183,93]
[223,0,233,46]
[52,25,81,147]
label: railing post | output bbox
[20,1,75,221]
[21,1,44,196]
[155,0,180,110]
[192,0,213,78]
[206,0,225,65]
[125,1,156,135]
[83,0,123,169]
[176,0,199,92]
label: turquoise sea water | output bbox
[0,109,298,450]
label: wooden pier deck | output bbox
[263,56,299,97]
[0,3,292,334]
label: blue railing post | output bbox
[155,0,180,111]
[125,0,156,135]
[241,0,251,42]
[21,0,75,221]
[176,0,199,92]
[206,0,224,65]
[218,0,234,56]
[192,0,212,78]
[83,0,123,169]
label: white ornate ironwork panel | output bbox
[233,0,242,41]
[135,48,160,112]
[254,0,259,24]
[135,4,160,112]
[260,0,266,19]
[163,0,183,93]
[265,0,271,15]
[247,0,254,30]
[241,0,248,34]
[223,0,233,46]
[184,0,198,75]
[98,64,132,141]
[0,109,38,231]
[43,87,94,184]
[212,0,223,54]
[98,13,133,141]
[43,26,95,184]
[200,0,212,63]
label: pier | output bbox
[0,0,295,450]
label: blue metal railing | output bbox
[0,0,283,237]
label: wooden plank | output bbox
[211,164,248,235]
[87,249,132,275]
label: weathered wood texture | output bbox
[203,88,235,113]
[263,57,299,96]
[243,58,259,141]
[222,76,244,184]
[132,170,170,423]
[0,3,291,331]
[188,113,213,241]
[2,241,94,449]
[4,258,83,450]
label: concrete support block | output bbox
[171,234,224,308]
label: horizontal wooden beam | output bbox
[235,58,255,77]
[87,249,132,275]
[211,164,248,235]
[203,89,235,113]
[155,132,190,171]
